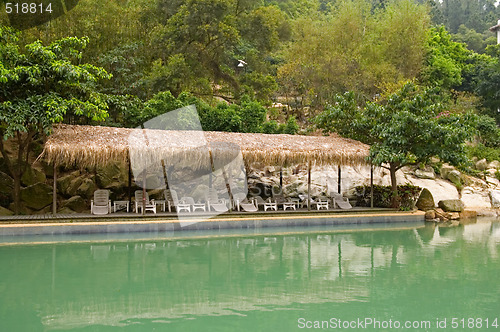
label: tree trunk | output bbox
[12,173,21,214]
[389,162,399,209]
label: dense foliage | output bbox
[0,0,499,215]
[0,26,110,213]
[355,184,422,211]
[315,82,478,206]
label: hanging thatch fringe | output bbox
[40,124,370,168]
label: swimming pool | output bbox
[1,219,499,331]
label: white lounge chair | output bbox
[313,197,329,210]
[180,196,206,212]
[134,190,156,214]
[330,192,352,209]
[233,192,257,212]
[206,189,229,213]
[91,189,111,215]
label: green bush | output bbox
[355,184,422,211]
[466,143,500,162]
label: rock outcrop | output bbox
[438,199,465,212]
[416,188,435,210]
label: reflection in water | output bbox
[1,220,499,331]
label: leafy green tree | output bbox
[315,82,477,208]
[420,26,470,90]
[474,45,500,124]
[0,26,110,213]
[278,0,429,110]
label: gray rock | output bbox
[446,170,462,185]
[0,206,14,216]
[9,202,31,215]
[0,171,14,196]
[416,188,435,211]
[440,165,455,179]
[488,160,500,170]
[438,199,465,212]
[67,177,84,197]
[424,210,435,219]
[415,168,435,179]
[63,196,87,213]
[57,174,73,196]
[20,183,52,210]
[33,206,52,215]
[476,159,488,171]
[96,162,128,189]
[21,167,46,186]
[77,178,97,199]
[490,190,500,208]
[57,207,78,214]
[460,210,477,219]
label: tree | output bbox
[315,82,477,208]
[0,26,110,213]
[277,0,429,110]
[420,26,470,90]
[474,45,500,125]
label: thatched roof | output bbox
[41,124,369,168]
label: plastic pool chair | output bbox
[91,189,111,215]
[330,192,352,209]
[233,192,257,212]
[206,189,229,213]
[134,190,156,214]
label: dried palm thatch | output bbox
[41,124,369,168]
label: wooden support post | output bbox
[128,156,132,208]
[52,163,57,215]
[142,168,146,216]
[221,166,233,212]
[370,165,374,208]
[307,160,311,211]
[279,167,283,193]
[161,159,168,189]
[338,166,341,194]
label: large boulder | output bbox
[96,162,128,189]
[0,206,14,216]
[476,159,488,171]
[57,207,78,214]
[57,171,80,196]
[21,167,46,186]
[490,190,500,208]
[440,164,455,179]
[9,202,32,215]
[460,210,477,219]
[77,178,97,199]
[63,196,87,213]
[446,170,462,185]
[488,160,500,170]
[20,183,52,210]
[66,177,84,197]
[438,199,465,212]
[0,171,14,196]
[416,188,435,211]
[461,188,493,209]
[415,168,435,180]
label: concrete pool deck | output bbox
[0,209,425,236]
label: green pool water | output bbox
[1,219,500,331]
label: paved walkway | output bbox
[0,207,396,223]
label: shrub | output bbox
[466,143,500,162]
[355,184,422,211]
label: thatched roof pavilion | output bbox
[41,124,370,168]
